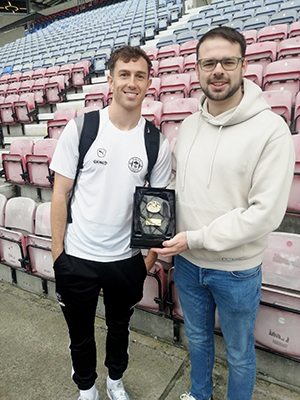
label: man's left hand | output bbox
[152,232,188,257]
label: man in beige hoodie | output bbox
[153,27,295,400]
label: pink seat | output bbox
[0,197,36,269]
[57,63,75,89]
[45,75,66,105]
[32,77,49,106]
[138,262,166,312]
[150,60,159,77]
[157,44,180,60]
[19,80,34,94]
[258,24,288,42]
[44,66,60,78]
[241,29,258,45]
[160,98,198,143]
[244,64,263,87]
[71,61,90,88]
[0,94,19,125]
[293,92,300,133]
[277,37,300,59]
[168,267,183,320]
[254,286,300,360]
[84,83,110,108]
[146,77,161,101]
[287,135,300,214]
[0,193,7,226]
[179,39,198,57]
[183,53,197,74]
[261,90,293,124]
[47,108,77,139]
[262,232,300,291]
[141,100,163,127]
[0,74,9,85]
[0,84,9,99]
[289,21,300,38]
[19,70,34,82]
[26,202,54,279]
[6,82,21,96]
[263,58,300,105]
[158,73,191,104]
[24,138,58,188]
[14,93,38,124]
[189,71,203,100]
[145,48,158,61]
[246,41,278,72]
[1,137,34,185]
[76,105,101,117]
[7,72,22,84]
[158,56,184,75]
[32,68,47,80]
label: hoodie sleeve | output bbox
[187,129,295,252]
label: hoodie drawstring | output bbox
[207,125,222,189]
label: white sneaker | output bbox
[180,394,197,400]
[78,389,100,400]
[106,379,131,400]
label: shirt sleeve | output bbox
[150,135,172,188]
[50,119,79,180]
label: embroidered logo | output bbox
[128,157,143,173]
[97,148,107,158]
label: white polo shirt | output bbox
[50,107,172,262]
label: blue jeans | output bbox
[173,255,262,400]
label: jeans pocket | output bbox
[230,264,262,279]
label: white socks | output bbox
[80,384,97,400]
[107,376,122,388]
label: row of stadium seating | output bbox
[0,193,299,361]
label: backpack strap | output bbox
[67,110,100,223]
[144,120,160,187]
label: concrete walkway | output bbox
[0,281,299,400]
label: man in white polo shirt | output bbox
[50,46,172,400]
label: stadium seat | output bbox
[150,60,159,77]
[0,94,19,126]
[158,73,191,104]
[289,21,300,38]
[255,4,280,17]
[157,43,180,60]
[146,77,161,101]
[45,75,67,105]
[0,197,36,270]
[24,138,58,188]
[232,10,255,23]
[0,193,7,226]
[277,37,300,59]
[183,53,197,74]
[14,92,38,124]
[145,48,158,61]
[269,10,297,25]
[244,64,263,87]
[245,41,278,71]
[19,80,35,94]
[261,90,293,124]
[32,77,49,106]
[286,134,300,214]
[76,105,102,117]
[168,267,183,321]
[26,202,54,280]
[71,60,91,88]
[57,63,74,89]
[47,107,77,140]
[141,100,163,127]
[263,58,300,104]
[157,56,184,75]
[262,232,300,291]
[138,262,166,312]
[293,92,300,133]
[241,29,258,44]
[254,285,300,360]
[85,83,110,109]
[189,71,203,100]
[258,24,288,42]
[7,72,22,84]
[280,0,300,12]
[6,82,21,96]
[1,137,34,185]
[19,70,34,81]
[32,67,47,80]
[179,39,198,57]
[160,98,199,143]
[0,84,8,98]
[44,66,60,78]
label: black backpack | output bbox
[67,110,160,223]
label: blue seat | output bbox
[244,0,264,11]
[192,18,211,31]
[280,0,300,12]
[224,20,244,31]
[55,55,69,66]
[176,30,197,45]
[270,10,297,25]
[156,34,177,48]
[173,22,193,36]
[243,16,270,31]
[210,14,232,27]
[232,10,255,22]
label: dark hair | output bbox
[196,26,247,58]
[108,46,152,77]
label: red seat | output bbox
[45,76,66,105]
[44,66,60,78]
[241,29,258,45]
[244,64,263,87]
[141,100,163,127]
[7,72,22,84]
[57,63,75,89]
[6,82,21,96]
[189,71,203,100]
[258,24,288,42]
[158,73,191,104]
[138,262,166,312]
[24,138,58,188]
[246,41,278,72]
[32,77,49,106]
[146,77,161,101]
[84,83,110,108]
[277,37,300,60]
[19,80,34,94]
[32,68,47,80]
[0,94,19,126]
[19,70,34,82]
[71,61,90,88]
[158,56,184,75]
[261,90,293,125]
[157,44,180,60]
[183,53,197,74]
[14,93,38,124]
[76,105,101,117]
[287,135,300,215]
[47,108,77,140]
[289,21,300,38]
[179,39,198,57]
[145,48,158,60]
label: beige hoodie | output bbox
[173,79,295,271]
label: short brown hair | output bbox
[108,46,152,77]
[196,26,247,58]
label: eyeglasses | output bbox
[197,57,244,72]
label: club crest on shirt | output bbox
[128,157,143,173]
[97,148,107,158]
